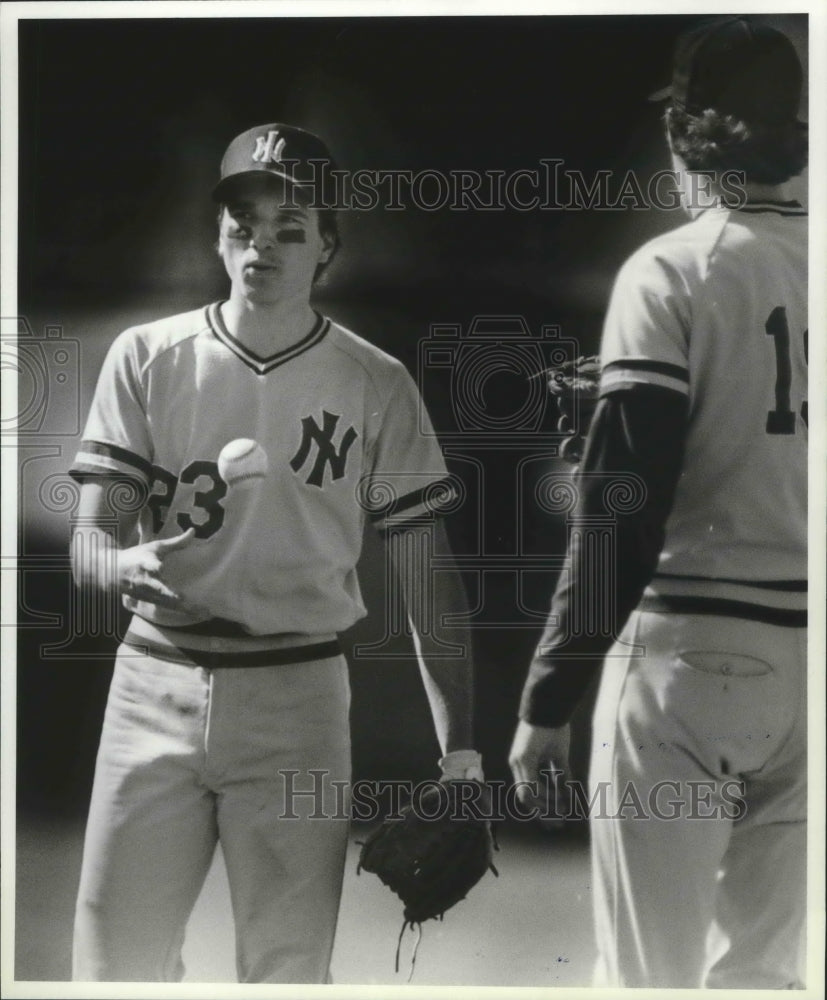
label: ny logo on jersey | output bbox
[290,410,358,487]
[252,130,287,165]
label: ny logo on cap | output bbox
[252,130,287,165]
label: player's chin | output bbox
[239,277,284,303]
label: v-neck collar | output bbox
[206,302,330,375]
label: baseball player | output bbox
[69,122,481,983]
[509,18,808,988]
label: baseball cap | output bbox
[650,17,803,126]
[213,123,336,202]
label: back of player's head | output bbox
[659,17,802,127]
[657,17,807,184]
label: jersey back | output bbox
[599,200,807,618]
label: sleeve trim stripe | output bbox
[366,477,459,523]
[69,466,147,484]
[80,441,152,478]
[600,369,689,396]
[603,359,689,382]
[71,454,139,476]
[78,441,153,478]
[69,457,150,483]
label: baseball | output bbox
[217,438,269,488]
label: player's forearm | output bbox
[415,629,474,754]
[389,521,475,754]
[412,576,475,754]
[520,387,688,727]
[519,527,653,728]
[71,479,142,591]
[71,526,121,591]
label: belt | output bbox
[122,630,342,669]
[638,595,807,628]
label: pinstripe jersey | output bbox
[71,304,457,635]
[598,199,807,621]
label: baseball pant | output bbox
[589,610,807,989]
[73,623,351,983]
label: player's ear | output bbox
[215,206,227,259]
[318,228,335,264]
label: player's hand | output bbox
[509,720,571,809]
[117,528,204,613]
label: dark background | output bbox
[15,13,809,818]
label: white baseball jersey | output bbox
[599,199,807,621]
[71,305,457,635]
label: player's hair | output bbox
[293,180,341,281]
[665,106,808,184]
[313,207,341,283]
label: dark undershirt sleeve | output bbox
[518,384,689,727]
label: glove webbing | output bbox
[395,919,424,981]
[399,826,497,925]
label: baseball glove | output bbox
[357,781,499,976]
[547,355,602,464]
